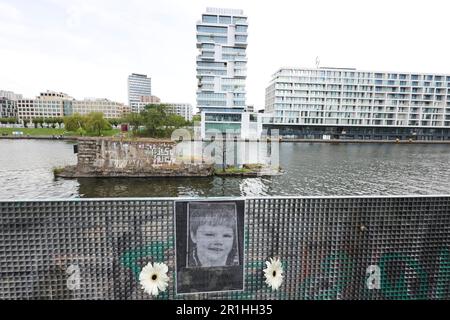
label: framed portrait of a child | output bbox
[175,200,245,295]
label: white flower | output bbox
[139,262,169,297]
[263,257,283,291]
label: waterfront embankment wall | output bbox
[61,137,214,177]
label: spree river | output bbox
[0,139,450,199]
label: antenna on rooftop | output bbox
[315,56,320,69]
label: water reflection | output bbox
[77,177,217,198]
[1,140,450,199]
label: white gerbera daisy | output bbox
[139,262,169,297]
[263,257,283,291]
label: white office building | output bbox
[71,99,127,119]
[17,91,128,122]
[17,91,71,122]
[264,67,450,140]
[128,73,152,113]
[164,103,193,121]
[0,90,23,101]
[0,98,17,119]
[196,7,248,138]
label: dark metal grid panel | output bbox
[1,197,449,300]
[245,197,450,300]
[0,200,174,300]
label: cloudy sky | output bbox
[1,0,449,111]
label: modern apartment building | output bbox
[17,91,71,122]
[196,7,248,137]
[264,67,450,140]
[132,95,161,114]
[70,99,126,119]
[0,98,17,119]
[140,95,161,104]
[0,90,23,101]
[128,73,152,113]
[17,91,127,122]
[164,103,193,121]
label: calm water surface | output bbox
[0,139,450,199]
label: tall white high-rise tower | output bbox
[196,7,248,137]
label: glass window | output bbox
[236,25,248,33]
[201,51,214,58]
[197,26,227,34]
[233,17,247,24]
[235,35,247,42]
[202,15,217,23]
[219,16,232,24]
[205,113,242,122]
[197,35,227,44]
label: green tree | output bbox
[192,114,201,123]
[141,104,167,137]
[166,114,188,129]
[8,118,17,125]
[54,117,64,128]
[63,113,86,132]
[43,118,56,128]
[85,112,111,136]
[107,118,122,128]
[0,118,8,125]
[124,112,144,135]
[32,117,44,128]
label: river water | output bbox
[0,139,449,199]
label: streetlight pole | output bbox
[222,132,226,172]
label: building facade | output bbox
[17,91,127,122]
[0,90,23,101]
[164,103,193,121]
[196,7,248,137]
[17,91,71,122]
[264,67,450,140]
[71,99,126,119]
[140,95,161,104]
[0,98,17,119]
[128,73,152,113]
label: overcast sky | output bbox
[1,0,449,111]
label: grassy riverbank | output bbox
[0,128,120,137]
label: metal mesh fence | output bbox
[0,196,449,300]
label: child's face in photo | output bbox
[191,224,234,267]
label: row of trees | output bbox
[0,118,18,124]
[1,117,65,128]
[2,105,196,138]
[31,117,64,128]
[124,104,191,138]
[63,112,112,136]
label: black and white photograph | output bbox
[175,200,245,294]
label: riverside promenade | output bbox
[2,135,450,144]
